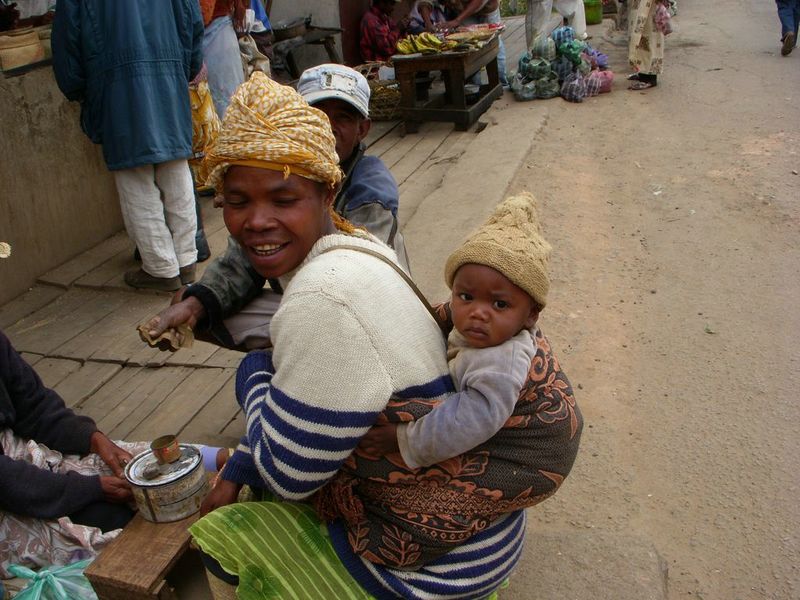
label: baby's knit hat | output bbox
[444,192,551,308]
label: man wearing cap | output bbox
[360,0,408,62]
[146,64,407,350]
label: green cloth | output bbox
[190,501,373,600]
[191,499,510,600]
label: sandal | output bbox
[628,80,657,90]
[626,73,641,81]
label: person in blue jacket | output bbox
[52,0,205,292]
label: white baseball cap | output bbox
[298,64,371,118]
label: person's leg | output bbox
[556,0,587,39]
[483,8,508,86]
[776,0,796,38]
[528,0,555,42]
[113,165,182,287]
[154,160,199,278]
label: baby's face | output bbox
[450,264,538,349]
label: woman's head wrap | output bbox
[200,72,343,192]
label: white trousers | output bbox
[113,160,197,278]
[528,0,587,39]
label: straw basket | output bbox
[0,28,45,71]
[355,62,401,121]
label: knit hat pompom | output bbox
[444,192,552,308]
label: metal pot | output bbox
[124,444,209,523]
[272,15,311,41]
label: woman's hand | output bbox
[200,478,242,517]
[140,297,206,341]
[90,431,133,478]
[100,476,133,503]
[358,423,399,457]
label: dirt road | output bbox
[497,1,799,598]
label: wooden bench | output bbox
[392,36,503,133]
[85,512,203,600]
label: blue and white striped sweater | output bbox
[332,511,527,600]
[220,232,525,598]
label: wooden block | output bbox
[177,371,240,447]
[31,357,82,389]
[38,232,133,289]
[5,290,126,355]
[85,513,197,600]
[202,347,244,369]
[364,120,400,148]
[54,361,123,409]
[98,366,193,439]
[75,246,138,288]
[75,365,144,417]
[390,121,454,186]
[19,351,44,367]
[219,410,245,444]
[125,367,231,441]
[164,340,220,367]
[378,127,428,171]
[0,285,64,329]
[55,293,165,362]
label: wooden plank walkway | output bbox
[1,16,531,453]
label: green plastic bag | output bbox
[7,560,97,600]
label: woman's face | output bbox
[222,166,334,279]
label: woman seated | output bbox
[187,72,526,599]
[0,329,149,578]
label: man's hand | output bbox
[358,423,399,457]
[200,478,242,517]
[100,476,133,503]
[140,297,206,342]
[90,431,133,478]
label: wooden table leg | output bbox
[397,72,420,133]
[445,65,467,109]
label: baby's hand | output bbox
[358,423,399,458]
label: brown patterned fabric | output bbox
[312,323,583,569]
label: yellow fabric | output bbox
[189,80,221,162]
[200,72,342,192]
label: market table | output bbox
[391,35,503,133]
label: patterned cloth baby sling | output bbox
[312,246,584,569]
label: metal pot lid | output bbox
[125,444,201,487]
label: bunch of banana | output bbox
[396,32,448,55]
